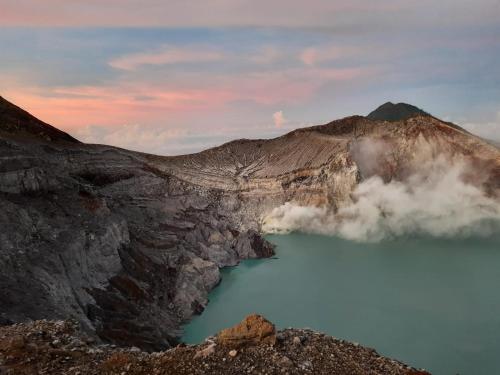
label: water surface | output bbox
[183,234,500,375]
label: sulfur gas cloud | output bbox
[262,140,500,242]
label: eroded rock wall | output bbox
[0,138,274,350]
[1,101,499,352]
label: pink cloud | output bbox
[210,66,375,106]
[109,46,224,70]
[2,85,234,130]
[273,110,287,128]
[2,63,375,135]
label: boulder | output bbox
[194,343,216,359]
[233,230,275,259]
[217,314,276,348]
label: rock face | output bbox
[0,96,499,351]
[217,314,276,348]
[0,98,275,350]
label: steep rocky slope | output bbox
[0,97,274,350]
[0,96,499,352]
[0,316,430,375]
[0,96,78,143]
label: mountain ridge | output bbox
[0,95,471,152]
[0,97,499,352]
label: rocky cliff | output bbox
[0,96,499,351]
[0,96,274,350]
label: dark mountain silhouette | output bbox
[366,101,470,133]
[367,102,429,121]
[0,96,79,143]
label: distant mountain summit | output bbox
[0,96,79,143]
[367,102,429,122]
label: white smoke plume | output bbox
[262,148,500,242]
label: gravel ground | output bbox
[0,320,430,375]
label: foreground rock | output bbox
[217,314,276,348]
[0,318,431,375]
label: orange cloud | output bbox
[2,85,234,130]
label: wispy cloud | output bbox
[109,46,224,70]
[250,46,283,65]
[299,46,358,66]
[73,123,185,153]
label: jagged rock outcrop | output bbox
[0,97,499,351]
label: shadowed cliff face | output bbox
[0,96,499,350]
[0,98,275,350]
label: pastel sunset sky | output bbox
[1,0,499,154]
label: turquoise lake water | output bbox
[183,233,500,375]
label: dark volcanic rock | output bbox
[233,230,275,258]
[0,143,273,350]
[0,96,79,143]
[367,102,429,122]
[0,114,274,350]
[366,102,468,133]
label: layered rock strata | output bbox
[0,96,499,350]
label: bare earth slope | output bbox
[155,113,499,229]
[0,97,499,357]
[0,317,430,375]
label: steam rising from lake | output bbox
[263,144,500,242]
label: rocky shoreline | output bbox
[0,315,430,375]
[0,94,277,350]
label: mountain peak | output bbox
[367,102,430,122]
[0,95,79,143]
